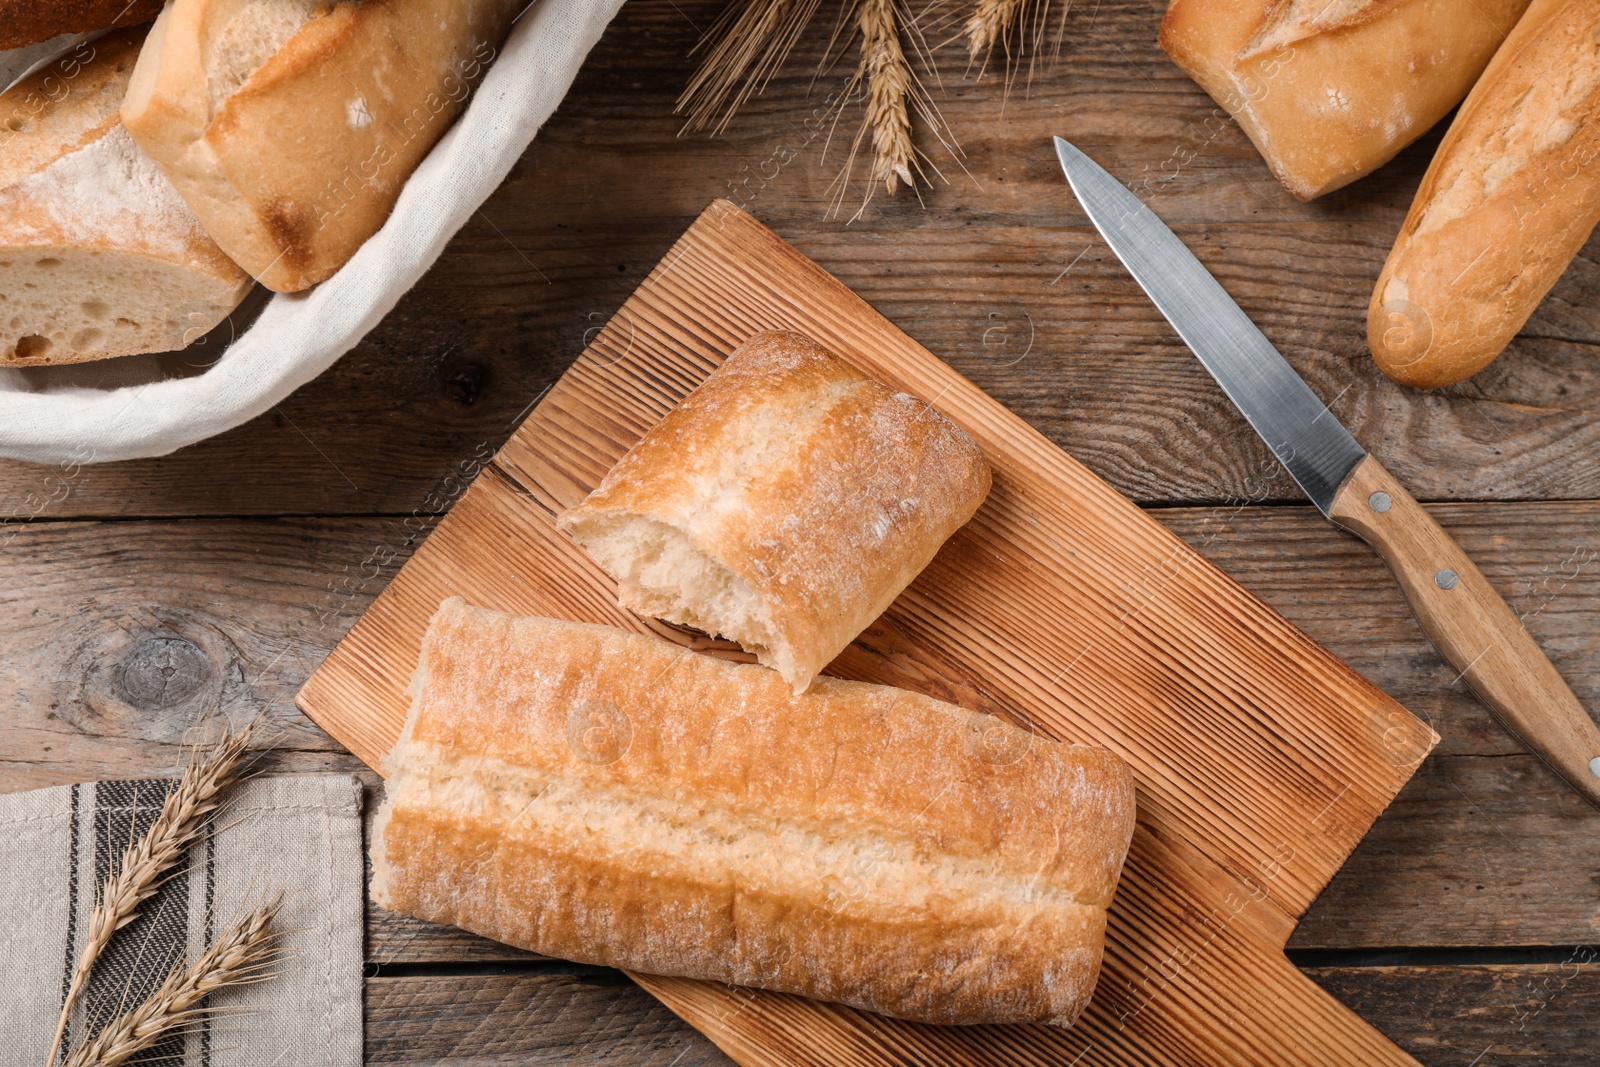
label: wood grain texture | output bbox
[4,1,1600,518]
[1,508,1595,949]
[364,963,1600,1067]
[366,972,735,1065]
[1,0,1595,1059]
[299,201,1434,1065]
[0,514,397,791]
[1306,962,1600,1065]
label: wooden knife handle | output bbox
[1329,455,1600,808]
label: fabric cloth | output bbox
[1,774,365,1067]
[0,32,76,91]
[0,0,627,464]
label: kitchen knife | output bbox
[1054,135,1600,807]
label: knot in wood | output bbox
[115,634,212,711]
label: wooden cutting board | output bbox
[298,199,1437,1066]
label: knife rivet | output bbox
[1368,491,1392,513]
[1435,569,1459,590]
[1590,756,1600,779]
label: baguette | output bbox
[1368,0,1600,388]
[120,0,522,293]
[0,29,252,366]
[1160,0,1531,200]
[558,330,992,695]
[0,0,163,52]
[371,598,1137,1028]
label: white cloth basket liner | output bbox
[0,0,626,464]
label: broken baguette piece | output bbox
[0,29,252,366]
[557,329,992,694]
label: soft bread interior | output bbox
[3,32,250,365]
[0,246,244,364]
[567,515,796,683]
[560,369,872,693]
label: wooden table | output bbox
[5,1,1597,1063]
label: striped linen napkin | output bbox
[1,774,364,1067]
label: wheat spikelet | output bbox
[959,0,1067,82]
[45,724,255,1067]
[827,0,959,217]
[858,0,916,195]
[677,0,824,135]
[965,0,1022,59]
[63,899,282,1067]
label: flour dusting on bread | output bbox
[23,125,203,258]
[558,330,992,693]
[370,599,1137,1028]
[1368,0,1600,387]
[1162,0,1532,200]
[0,27,251,365]
[1240,0,1390,58]
[1414,30,1600,238]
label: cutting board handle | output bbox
[1329,454,1600,808]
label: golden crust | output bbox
[1160,0,1531,200]
[0,27,251,365]
[1367,0,1600,388]
[0,31,138,191]
[0,30,244,278]
[371,599,1137,1027]
[121,0,521,292]
[0,0,162,52]
[557,330,993,693]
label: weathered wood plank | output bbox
[1304,963,1600,1066]
[364,964,1600,1067]
[1,1,1598,518]
[1292,754,1600,950]
[366,972,734,1066]
[0,516,403,790]
[3,504,1596,951]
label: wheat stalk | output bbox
[62,899,283,1067]
[44,724,255,1067]
[826,0,959,217]
[964,0,1020,58]
[677,0,824,135]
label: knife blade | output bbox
[1054,135,1600,807]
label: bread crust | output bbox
[557,330,992,694]
[371,598,1137,1027]
[121,0,521,292]
[0,28,252,365]
[0,0,163,52]
[1368,0,1600,388]
[1160,0,1531,200]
